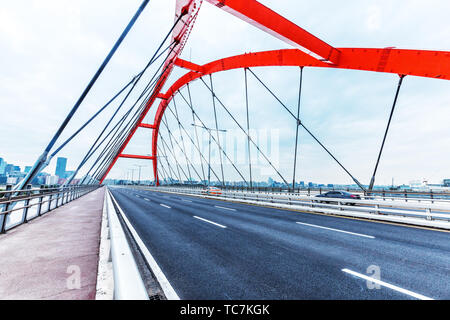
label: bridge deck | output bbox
[0,187,105,300]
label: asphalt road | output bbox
[110,187,450,300]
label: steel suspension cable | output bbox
[177,89,248,185]
[368,75,406,191]
[244,68,253,189]
[72,62,160,184]
[187,83,206,182]
[164,103,216,183]
[17,0,150,190]
[157,145,180,184]
[87,57,173,176]
[292,67,304,190]
[247,67,365,190]
[159,135,190,182]
[156,154,172,184]
[163,100,222,184]
[66,13,183,184]
[299,123,365,190]
[159,110,203,182]
[172,97,193,183]
[247,68,297,120]
[75,42,178,183]
[209,75,225,186]
[56,31,173,164]
[200,77,288,186]
[161,114,184,181]
[50,72,141,160]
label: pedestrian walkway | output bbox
[0,187,105,299]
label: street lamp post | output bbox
[191,123,227,186]
[129,168,137,185]
[134,164,147,185]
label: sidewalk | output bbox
[0,187,105,300]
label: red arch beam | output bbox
[99,0,450,184]
[150,47,450,185]
[205,0,341,64]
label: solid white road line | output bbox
[342,268,433,300]
[108,189,180,300]
[215,205,236,211]
[144,198,150,201]
[193,216,227,229]
[160,204,171,209]
[296,222,375,239]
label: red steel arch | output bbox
[99,0,450,184]
[149,48,450,184]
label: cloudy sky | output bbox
[1,0,449,186]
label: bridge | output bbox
[1,0,449,302]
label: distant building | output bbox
[55,157,67,178]
[6,177,18,184]
[34,172,50,185]
[5,164,14,174]
[0,158,6,175]
[45,175,59,186]
[444,179,450,187]
[24,166,32,173]
[64,171,75,179]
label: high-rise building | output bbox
[5,164,14,175]
[45,175,59,186]
[64,171,75,179]
[0,158,6,175]
[55,157,67,178]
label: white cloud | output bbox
[1,0,449,185]
[366,5,382,31]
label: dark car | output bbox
[315,191,361,205]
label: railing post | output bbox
[38,185,44,216]
[22,184,32,223]
[65,186,70,204]
[48,192,53,212]
[0,185,13,233]
[56,187,61,208]
[426,208,433,221]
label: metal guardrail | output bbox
[104,188,148,300]
[0,184,100,233]
[139,186,450,229]
[155,183,450,202]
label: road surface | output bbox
[109,187,450,300]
